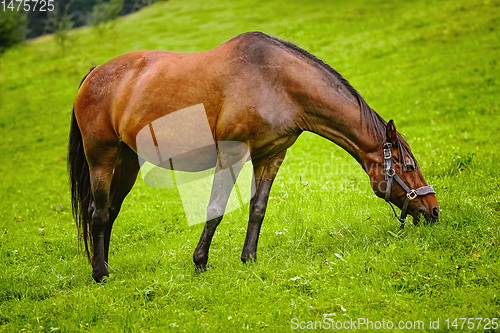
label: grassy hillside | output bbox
[1,0,499,331]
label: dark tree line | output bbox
[27,0,158,38]
[0,0,159,54]
[0,10,27,54]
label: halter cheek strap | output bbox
[383,143,435,228]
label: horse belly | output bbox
[138,143,218,172]
[134,103,219,172]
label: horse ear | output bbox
[386,119,398,145]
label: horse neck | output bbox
[298,86,384,172]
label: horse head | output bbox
[368,120,439,226]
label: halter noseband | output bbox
[383,142,435,228]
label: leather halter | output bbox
[383,142,435,228]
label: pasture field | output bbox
[1,0,499,331]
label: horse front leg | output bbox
[241,150,286,263]
[193,215,224,272]
[193,147,247,272]
[193,167,240,272]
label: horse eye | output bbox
[406,165,415,171]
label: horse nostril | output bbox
[432,207,439,219]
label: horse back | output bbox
[74,32,304,165]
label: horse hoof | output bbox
[92,269,109,283]
[193,252,208,272]
[195,264,207,273]
[241,252,257,263]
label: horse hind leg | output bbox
[87,143,120,282]
[104,143,140,265]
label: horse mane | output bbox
[261,33,418,168]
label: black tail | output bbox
[68,67,96,263]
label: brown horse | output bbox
[69,31,439,282]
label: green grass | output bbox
[1,0,499,331]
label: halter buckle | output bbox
[407,190,418,200]
[383,143,392,160]
[384,168,395,177]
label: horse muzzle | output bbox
[410,199,439,225]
